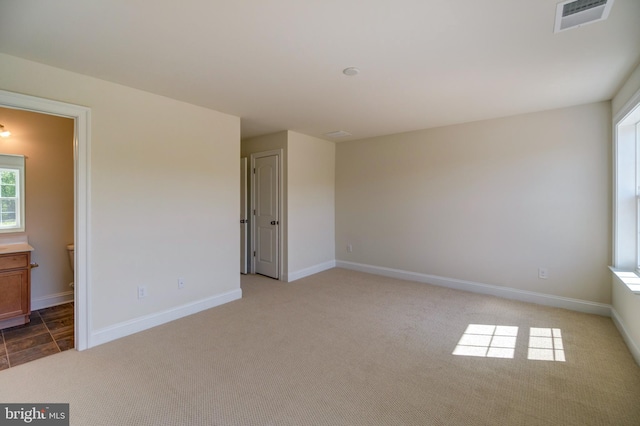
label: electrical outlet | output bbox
[178,278,185,289]
[347,244,353,253]
[538,268,548,280]
[137,285,147,299]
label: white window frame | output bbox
[0,154,25,233]
[612,90,640,293]
[637,121,640,273]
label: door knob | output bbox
[270,220,279,225]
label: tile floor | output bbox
[0,303,74,370]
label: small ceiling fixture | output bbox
[324,130,352,138]
[342,67,360,76]
[0,124,10,138]
[554,0,615,33]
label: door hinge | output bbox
[253,251,256,257]
[253,168,256,174]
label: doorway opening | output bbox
[0,90,90,359]
[0,107,74,368]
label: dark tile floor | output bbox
[0,302,74,370]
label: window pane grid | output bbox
[0,168,20,229]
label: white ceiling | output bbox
[0,0,638,142]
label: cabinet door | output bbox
[0,269,29,320]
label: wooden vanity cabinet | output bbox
[0,251,31,329]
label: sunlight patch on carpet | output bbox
[452,324,518,359]
[453,324,567,362]
[528,327,565,362]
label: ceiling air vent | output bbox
[324,130,352,139]
[554,0,615,32]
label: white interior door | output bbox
[254,154,279,279]
[240,157,248,274]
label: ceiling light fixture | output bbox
[342,67,360,76]
[0,124,10,138]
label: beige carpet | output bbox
[1,268,639,425]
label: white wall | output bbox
[0,53,241,343]
[612,62,640,116]
[336,102,611,305]
[287,131,335,280]
[611,61,640,364]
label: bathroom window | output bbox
[0,154,25,233]
[0,169,19,227]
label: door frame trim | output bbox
[240,157,248,274]
[0,89,91,351]
[250,149,284,279]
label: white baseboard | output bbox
[89,289,242,348]
[336,260,612,316]
[285,260,336,282]
[611,308,640,366]
[32,290,74,310]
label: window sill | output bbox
[609,267,640,294]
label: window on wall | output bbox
[0,168,19,227]
[637,118,640,272]
[0,154,25,233]
[613,91,640,292]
